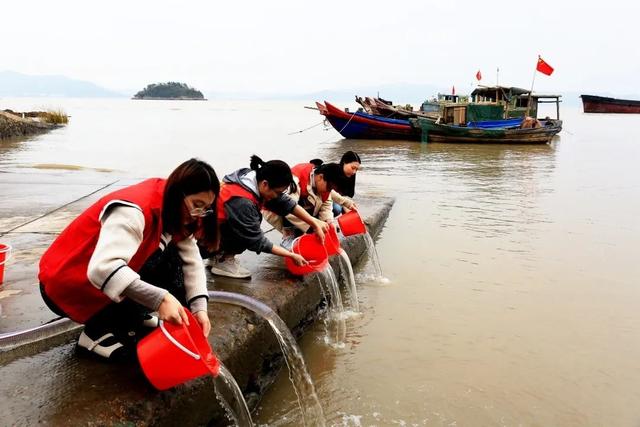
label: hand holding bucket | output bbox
[285,234,329,276]
[0,244,12,285]
[324,224,341,256]
[337,210,366,236]
[137,309,219,390]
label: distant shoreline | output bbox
[0,111,59,140]
[131,97,208,101]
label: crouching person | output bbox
[38,159,219,361]
[207,155,329,279]
[264,160,343,249]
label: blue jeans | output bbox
[332,202,344,217]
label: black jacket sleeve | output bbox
[223,198,273,254]
[264,193,297,216]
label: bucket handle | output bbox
[0,244,11,266]
[159,320,201,360]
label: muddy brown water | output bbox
[1,99,639,426]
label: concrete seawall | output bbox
[0,198,393,426]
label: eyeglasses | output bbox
[184,195,214,218]
[189,206,214,218]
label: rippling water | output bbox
[2,99,639,426]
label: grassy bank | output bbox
[0,110,66,139]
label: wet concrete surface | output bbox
[0,170,138,332]
[0,168,393,426]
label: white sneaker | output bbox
[77,330,128,361]
[280,228,297,251]
[142,314,159,328]
[209,256,251,279]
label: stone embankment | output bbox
[0,111,57,139]
[0,193,393,426]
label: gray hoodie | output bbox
[220,168,297,254]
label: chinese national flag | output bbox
[476,70,482,81]
[536,56,554,76]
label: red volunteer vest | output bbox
[216,182,261,221]
[291,163,330,202]
[38,178,166,323]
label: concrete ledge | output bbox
[0,198,394,426]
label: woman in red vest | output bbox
[263,160,343,248]
[39,159,219,361]
[207,155,329,279]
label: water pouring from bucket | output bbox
[337,210,366,237]
[285,234,329,276]
[0,243,12,285]
[137,310,219,390]
[324,224,341,256]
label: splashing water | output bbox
[213,363,254,426]
[337,248,360,313]
[208,291,326,427]
[362,232,384,280]
[318,266,347,346]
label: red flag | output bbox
[452,85,455,95]
[536,56,554,76]
[476,70,482,81]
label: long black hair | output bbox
[339,151,361,197]
[250,155,297,193]
[162,158,220,249]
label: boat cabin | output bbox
[470,85,561,120]
[421,93,468,114]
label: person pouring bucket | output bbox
[205,155,329,279]
[333,151,361,217]
[38,159,218,361]
[263,160,344,249]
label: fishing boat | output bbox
[410,117,562,144]
[580,94,640,114]
[316,101,421,140]
[356,96,441,120]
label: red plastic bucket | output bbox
[337,210,366,236]
[324,224,341,256]
[0,244,11,285]
[137,310,219,390]
[285,234,328,276]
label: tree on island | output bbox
[133,82,205,100]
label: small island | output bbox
[132,82,206,100]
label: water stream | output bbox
[208,291,325,427]
[317,267,347,346]
[336,248,359,313]
[361,232,384,280]
[213,363,254,426]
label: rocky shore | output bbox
[0,110,58,140]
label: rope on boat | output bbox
[287,120,326,135]
[316,108,358,145]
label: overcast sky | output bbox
[3,0,639,96]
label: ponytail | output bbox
[249,154,295,192]
[250,155,265,171]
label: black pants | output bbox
[199,223,250,259]
[41,243,186,339]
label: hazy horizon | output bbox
[3,0,639,99]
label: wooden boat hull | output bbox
[411,118,562,144]
[580,94,640,114]
[317,101,421,141]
